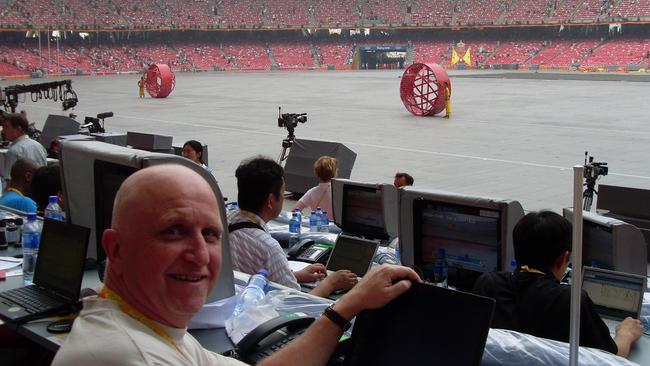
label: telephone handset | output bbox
[236,314,315,364]
[287,239,332,264]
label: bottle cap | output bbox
[256,269,269,278]
[48,196,58,204]
[292,212,298,218]
[27,213,37,221]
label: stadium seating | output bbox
[486,40,543,65]
[265,0,310,26]
[410,0,453,24]
[271,41,315,68]
[314,39,354,66]
[581,38,650,66]
[528,39,601,66]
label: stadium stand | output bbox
[528,39,602,67]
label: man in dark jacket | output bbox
[474,211,642,357]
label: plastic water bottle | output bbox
[433,248,448,288]
[232,269,269,319]
[319,211,329,232]
[309,209,320,232]
[315,207,324,231]
[511,259,518,272]
[44,196,64,221]
[289,212,301,248]
[293,208,302,226]
[22,213,43,285]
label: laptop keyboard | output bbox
[0,286,64,314]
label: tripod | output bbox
[277,126,296,164]
[582,177,598,211]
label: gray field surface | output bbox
[3,70,649,212]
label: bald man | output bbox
[52,164,420,366]
[0,158,39,213]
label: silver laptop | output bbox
[303,234,379,289]
[582,266,646,334]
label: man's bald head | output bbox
[111,164,217,231]
[102,163,223,328]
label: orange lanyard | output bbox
[98,287,183,354]
[240,210,261,225]
[6,188,23,196]
[520,265,546,275]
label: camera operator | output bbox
[0,113,47,188]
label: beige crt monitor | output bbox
[398,187,524,290]
[563,209,647,277]
[59,140,235,302]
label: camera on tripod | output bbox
[82,112,113,134]
[582,151,609,211]
[277,107,307,163]
[584,153,608,180]
[278,111,307,130]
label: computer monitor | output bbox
[400,188,524,291]
[60,140,235,302]
[93,160,138,264]
[331,179,398,240]
[563,209,647,277]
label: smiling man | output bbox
[52,164,420,366]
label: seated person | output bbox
[27,165,63,215]
[295,156,337,220]
[474,211,643,358]
[182,140,212,173]
[0,158,38,213]
[229,156,355,298]
[52,164,421,366]
[393,172,413,188]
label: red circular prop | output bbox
[144,64,175,98]
[400,63,451,116]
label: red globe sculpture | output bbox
[400,63,451,116]
[144,63,175,98]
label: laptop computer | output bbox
[302,234,379,289]
[344,282,495,366]
[0,219,90,323]
[582,266,646,334]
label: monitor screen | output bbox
[413,199,501,290]
[341,184,387,240]
[583,268,644,320]
[94,160,138,263]
[582,220,614,270]
[34,219,90,299]
[327,235,379,277]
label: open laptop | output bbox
[302,234,379,289]
[582,266,646,334]
[344,282,495,366]
[0,219,90,323]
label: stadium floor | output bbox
[3,70,650,212]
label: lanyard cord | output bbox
[98,287,183,354]
[519,265,546,276]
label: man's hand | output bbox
[614,317,644,357]
[616,317,643,342]
[309,270,358,297]
[332,264,421,321]
[293,263,326,283]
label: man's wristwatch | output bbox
[322,305,350,330]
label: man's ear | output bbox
[102,229,124,275]
[554,250,570,269]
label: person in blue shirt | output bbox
[0,158,38,213]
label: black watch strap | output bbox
[323,305,349,330]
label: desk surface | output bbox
[1,268,649,365]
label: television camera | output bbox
[277,107,307,163]
[82,112,113,134]
[583,151,608,211]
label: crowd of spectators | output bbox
[2,0,650,29]
[1,34,650,76]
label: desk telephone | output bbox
[236,314,314,364]
[287,239,332,264]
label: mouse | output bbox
[47,319,74,333]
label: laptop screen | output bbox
[33,219,90,300]
[344,282,495,366]
[582,267,645,320]
[326,235,378,277]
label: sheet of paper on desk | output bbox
[0,257,22,271]
[288,260,310,272]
